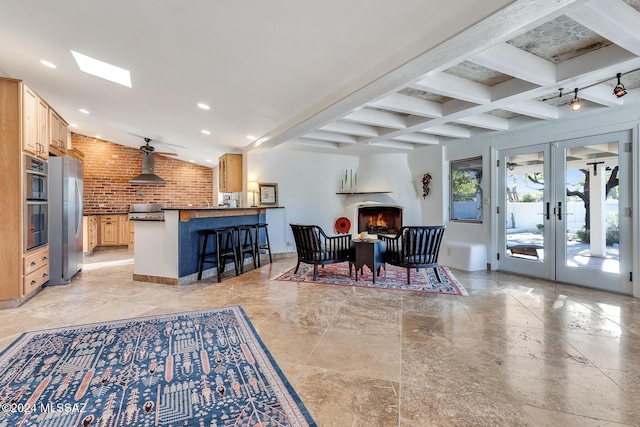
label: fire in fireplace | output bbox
[357,205,402,235]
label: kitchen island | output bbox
[133,207,284,285]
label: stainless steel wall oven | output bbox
[25,154,48,251]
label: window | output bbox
[450,157,483,222]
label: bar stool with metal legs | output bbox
[233,225,257,273]
[253,223,272,266]
[197,227,239,282]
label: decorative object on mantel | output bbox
[338,168,357,192]
[422,172,432,198]
[275,263,467,295]
[258,182,278,206]
[334,216,351,234]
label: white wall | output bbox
[246,148,357,253]
[246,149,424,252]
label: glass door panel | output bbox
[554,134,630,293]
[498,144,552,279]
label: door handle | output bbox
[557,201,562,220]
[545,202,550,220]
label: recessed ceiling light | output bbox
[197,103,210,110]
[189,160,195,163]
[246,135,256,140]
[71,50,132,88]
[95,135,101,138]
[201,130,211,135]
[205,159,212,163]
[69,123,78,128]
[40,60,56,69]
[79,108,90,114]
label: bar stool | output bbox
[233,225,257,273]
[253,223,272,266]
[197,228,239,282]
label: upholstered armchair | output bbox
[379,226,446,284]
[290,224,353,280]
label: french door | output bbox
[497,132,632,294]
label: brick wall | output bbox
[72,134,214,214]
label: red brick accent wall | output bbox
[72,134,214,214]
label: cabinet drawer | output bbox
[24,247,49,275]
[100,216,117,223]
[23,265,49,294]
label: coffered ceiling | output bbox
[1,1,639,165]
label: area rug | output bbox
[0,306,316,426]
[275,263,468,296]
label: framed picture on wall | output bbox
[258,182,278,206]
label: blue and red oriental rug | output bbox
[0,306,316,426]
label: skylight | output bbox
[71,50,132,88]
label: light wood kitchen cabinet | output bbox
[23,246,49,295]
[49,109,68,156]
[117,216,130,245]
[83,216,98,253]
[99,216,119,246]
[97,215,131,247]
[218,153,242,193]
[22,83,39,156]
[38,98,50,159]
[0,77,59,305]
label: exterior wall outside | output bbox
[72,134,214,214]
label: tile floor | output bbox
[2,248,640,426]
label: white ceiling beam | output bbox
[302,131,358,144]
[369,93,443,118]
[471,42,556,86]
[287,139,339,149]
[491,78,542,101]
[369,140,415,150]
[456,113,509,131]
[411,73,491,104]
[580,84,625,107]
[567,0,640,57]
[342,108,407,129]
[419,124,471,138]
[504,100,559,120]
[392,133,440,145]
[556,44,639,83]
[319,121,379,137]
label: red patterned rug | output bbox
[275,262,467,295]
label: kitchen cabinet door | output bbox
[22,84,38,155]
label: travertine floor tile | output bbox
[1,248,638,426]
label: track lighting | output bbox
[613,72,627,98]
[569,88,582,111]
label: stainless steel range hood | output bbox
[130,153,166,184]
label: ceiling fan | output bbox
[139,137,177,156]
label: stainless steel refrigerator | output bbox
[48,156,83,285]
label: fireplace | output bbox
[357,205,403,235]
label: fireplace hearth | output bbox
[357,205,402,235]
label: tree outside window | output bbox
[450,157,483,222]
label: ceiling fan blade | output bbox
[155,151,178,156]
